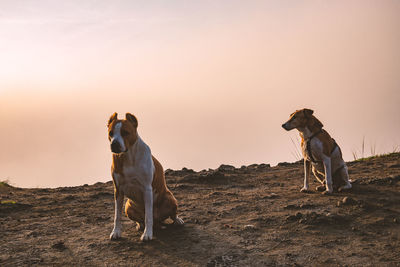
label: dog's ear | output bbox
[108,112,118,127]
[303,109,314,117]
[125,113,138,128]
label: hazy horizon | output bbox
[1,1,399,187]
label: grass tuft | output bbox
[352,136,382,161]
[353,152,400,162]
[1,200,17,204]
[0,180,12,187]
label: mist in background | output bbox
[1,1,399,187]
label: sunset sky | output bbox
[1,1,399,187]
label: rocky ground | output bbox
[1,153,400,266]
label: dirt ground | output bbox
[1,153,400,266]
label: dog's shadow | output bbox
[106,222,248,266]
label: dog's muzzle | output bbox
[111,141,123,153]
[282,123,290,131]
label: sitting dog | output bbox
[107,112,184,241]
[282,108,352,194]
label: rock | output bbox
[285,215,298,222]
[342,197,357,205]
[243,224,257,231]
[181,167,195,173]
[164,169,174,175]
[52,241,67,251]
[264,193,279,199]
[209,191,222,196]
[198,170,226,183]
[284,204,297,209]
[258,163,271,169]
[295,212,303,219]
[247,164,259,169]
[27,231,39,237]
[299,204,315,209]
[388,164,400,168]
[218,164,235,171]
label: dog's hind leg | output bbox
[125,199,145,230]
[338,165,352,192]
[322,156,333,194]
[156,193,184,226]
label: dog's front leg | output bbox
[141,186,153,241]
[300,159,311,192]
[322,157,333,194]
[110,187,124,240]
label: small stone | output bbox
[269,193,278,198]
[52,241,67,251]
[243,224,257,230]
[342,196,356,205]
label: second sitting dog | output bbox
[282,108,352,194]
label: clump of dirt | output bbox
[1,154,400,266]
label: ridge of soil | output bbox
[1,153,400,266]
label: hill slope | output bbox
[1,153,400,266]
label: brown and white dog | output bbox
[107,112,184,241]
[282,108,352,194]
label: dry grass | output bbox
[352,138,400,162]
[0,180,11,187]
[289,135,302,161]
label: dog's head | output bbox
[107,112,138,154]
[282,108,316,131]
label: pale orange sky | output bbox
[1,1,399,187]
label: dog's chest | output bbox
[116,164,153,201]
[302,138,324,162]
[122,166,140,178]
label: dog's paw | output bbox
[174,216,185,226]
[300,187,310,193]
[135,222,144,231]
[322,190,333,195]
[338,183,352,192]
[315,185,325,192]
[140,229,153,242]
[109,228,122,240]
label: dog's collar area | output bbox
[305,129,323,142]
